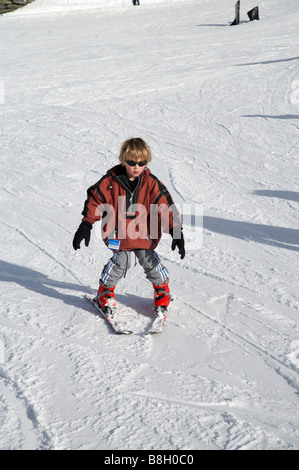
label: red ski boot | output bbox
[153,283,172,309]
[96,284,116,309]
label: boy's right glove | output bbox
[73,221,92,250]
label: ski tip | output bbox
[84,294,96,303]
[118,330,134,335]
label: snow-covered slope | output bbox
[0,0,298,450]
[12,0,193,15]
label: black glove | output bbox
[171,230,185,259]
[73,221,92,250]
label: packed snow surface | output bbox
[0,0,299,450]
[11,0,189,14]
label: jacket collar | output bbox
[108,164,151,184]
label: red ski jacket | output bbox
[81,164,182,251]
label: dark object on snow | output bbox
[73,221,92,250]
[230,0,240,26]
[247,6,259,21]
[133,0,140,5]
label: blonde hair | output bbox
[119,138,152,165]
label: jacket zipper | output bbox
[115,175,141,208]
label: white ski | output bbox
[146,306,169,335]
[84,294,133,335]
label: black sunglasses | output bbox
[125,160,148,167]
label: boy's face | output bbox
[124,158,147,181]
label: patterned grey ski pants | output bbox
[100,250,169,288]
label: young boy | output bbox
[73,138,185,312]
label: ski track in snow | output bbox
[0,0,299,450]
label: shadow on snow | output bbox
[203,216,299,251]
[0,260,88,308]
[0,260,154,320]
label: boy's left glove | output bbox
[171,229,185,259]
[73,221,92,250]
